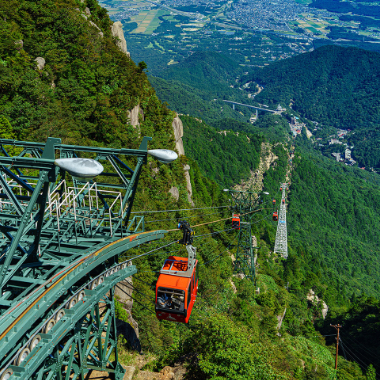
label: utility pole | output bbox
[331,324,342,370]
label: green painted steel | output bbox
[225,189,263,283]
[0,136,168,379]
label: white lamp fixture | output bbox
[148,149,178,164]
[54,158,104,180]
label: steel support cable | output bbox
[127,240,177,261]
[131,205,230,214]
[115,285,156,316]
[145,210,229,224]
[203,234,240,266]
[118,280,155,304]
[166,208,271,232]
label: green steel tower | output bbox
[0,136,175,380]
[223,189,265,283]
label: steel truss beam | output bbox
[274,184,288,259]
[0,136,169,379]
[224,189,262,282]
[4,264,137,379]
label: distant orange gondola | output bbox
[272,199,276,205]
[232,214,240,230]
[273,211,278,221]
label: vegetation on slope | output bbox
[180,115,264,187]
[0,0,377,378]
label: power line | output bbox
[342,335,380,364]
[340,339,375,372]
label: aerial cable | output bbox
[123,279,155,303]
[203,234,239,266]
[115,285,156,315]
[145,210,228,224]
[166,208,269,232]
[128,240,177,261]
[131,205,230,214]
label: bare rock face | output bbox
[85,7,91,15]
[14,40,23,50]
[183,165,194,206]
[115,267,141,351]
[35,57,45,70]
[307,289,329,319]
[111,21,129,56]
[276,307,287,330]
[169,186,179,201]
[89,21,103,38]
[122,366,136,380]
[172,114,185,156]
[128,104,144,131]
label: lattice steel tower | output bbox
[224,189,264,282]
[274,183,288,259]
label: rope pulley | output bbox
[177,220,195,245]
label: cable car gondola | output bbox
[232,214,240,230]
[155,221,198,323]
[272,199,276,206]
[273,211,278,221]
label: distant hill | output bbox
[246,45,380,167]
[248,45,380,130]
[157,51,242,95]
[148,51,259,124]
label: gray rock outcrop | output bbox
[89,21,103,38]
[111,21,129,56]
[127,104,144,135]
[115,266,141,351]
[35,57,45,70]
[172,114,185,156]
[307,289,328,319]
[183,164,194,206]
[169,186,180,201]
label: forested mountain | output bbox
[244,45,380,168]
[0,0,379,379]
[247,45,380,130]
[156,51,242,96]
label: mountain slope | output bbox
[247,45,380,130]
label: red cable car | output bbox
[232,214,240,230]
[273,211,278,221]
[280,187,282,191]
[282,199,285,204]
[272,199,276,205]
[155,221,198,324]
